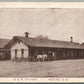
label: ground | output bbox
[0,59,84,77]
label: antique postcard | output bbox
[0,2,84,83]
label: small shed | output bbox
[0,38,10,60]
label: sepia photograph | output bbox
[1,3,84,79]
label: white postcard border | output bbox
[0,2,84,83]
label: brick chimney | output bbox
[70,37,73,43]
[25,32,29,38]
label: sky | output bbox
[0,8,84,43]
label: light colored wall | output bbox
[11,41,29,60]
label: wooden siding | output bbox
[29,47,84,61]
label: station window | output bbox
[21,49,24,54]
[15,49,17,54]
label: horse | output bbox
[37,55,42,62]
[42,54,47,62]
[37,54,47,62]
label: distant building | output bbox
[0,38,10,60]
[4,32,84,61]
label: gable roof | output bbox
[5,36,84,49]
[0,38,10,48]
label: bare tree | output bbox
[35,35,49,40]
